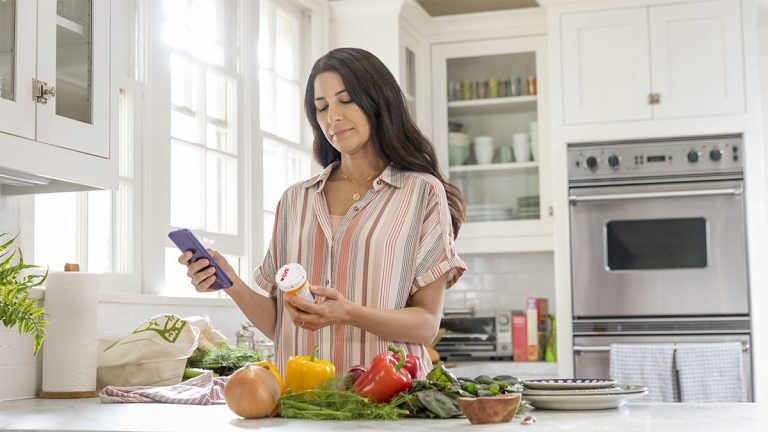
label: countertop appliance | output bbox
[567,134,752,401]
[436,309,512,360]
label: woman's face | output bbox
[313,71,372,156]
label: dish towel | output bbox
[609,343,679,402]
[100,372,228,404]
[676,342,745,402]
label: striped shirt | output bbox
[253,161,466,378]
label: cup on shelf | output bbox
[499,146,514,163]
[512,133,530,163]
[448,132,471,166]
[474,136,495,165]
[508,76,522,97]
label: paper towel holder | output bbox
[39,263,100,399]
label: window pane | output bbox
[205,70,228,121]
[87,190,113,273]
[275,9,297,80]
[170,140,204,229]
[206,121,234,153]
[287,147,310,185]
[262,138,286,210]
[275,79,299,142]
[205,152,237,234]
[115,179,133,273]
[170,55,198,111]
[171,109,199,143]
[263,211,275,255]
[34,193,77,271]
[258,1,272,68]
[259,70,276,134]
[0,0,16,101]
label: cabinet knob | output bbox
[548,206,554,217]
[647,93,661,105]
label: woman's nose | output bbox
[326,102,342,123]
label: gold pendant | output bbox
[352,192,361,201]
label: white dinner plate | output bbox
[523,378,617,390]
[522,384,648,397]
[523,390,648,410]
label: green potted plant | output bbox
[0,233,48,354]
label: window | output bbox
[258,0,311,253]
[162,0,242,296]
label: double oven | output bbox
[568,135,752,400]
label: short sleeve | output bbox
[411,180,466,294]
[253,198,284,297]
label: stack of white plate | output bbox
[522,379,648,410]
[467,204,514,222]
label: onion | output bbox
[224,364,282,419]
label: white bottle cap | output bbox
[275,263,307,291]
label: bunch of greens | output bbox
[278,379,408,420]
[186,345,265,376]
[0,233,48,355]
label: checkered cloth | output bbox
[609,343,679,402]
[676,342,745,402]
[100,372,229,404]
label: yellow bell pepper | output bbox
[250,360,286,395]
[285,346,336,392]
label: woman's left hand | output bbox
[282,286,354,331]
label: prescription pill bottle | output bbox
[275,263,315,303]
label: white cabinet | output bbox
[561,0,745,124]
[0,0,114,192]
[432,36,553,253]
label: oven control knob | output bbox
[687,150,700,163]
[498,315,510,326]
[710,148,723,161]
[608,155,620,168]
[586,156,598,170]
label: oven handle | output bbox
[569,187,743,203]
[573,342,750,353]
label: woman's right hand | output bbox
[178,248,235,293]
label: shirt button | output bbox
[324,279,330,286]
[376,180,382,185]
[353,207,359,212]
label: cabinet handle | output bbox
[647,93,661,105]
[33,79,56,105]
[548,206,554,217]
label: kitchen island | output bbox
[0,398,764,431]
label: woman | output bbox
[180,48,466,377]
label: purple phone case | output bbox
[168,228,233,290]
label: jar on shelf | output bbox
[477,80,488,99]
[487,76,500,98]
[527,76,537,95]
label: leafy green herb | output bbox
[187,345,264,376]
[0,233,48,355]
[278,381,408,421]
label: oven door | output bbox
[569,179,748,317]
[573,333,753,401]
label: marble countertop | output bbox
[0,398,765,432]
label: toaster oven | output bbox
[435,309,512,360]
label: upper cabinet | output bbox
[0,0,115,192]
[432,36,553,253]
[560,0,745,124]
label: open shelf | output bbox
[449,161,538,173]
[448,95,537,116]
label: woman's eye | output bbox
[316,105,328,112]
[340,99,353,104]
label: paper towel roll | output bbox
[41,272,99,395]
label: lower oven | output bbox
[573,329,753,401]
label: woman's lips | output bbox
[332,128,352,139]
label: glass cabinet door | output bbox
[0,0,16,102]
[36,0,109,157]
[55,0,93,124]
[0,0,35,139]
[445,51,541,224]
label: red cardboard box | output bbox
[512,314,528,361]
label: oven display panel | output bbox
[606,218,707,270]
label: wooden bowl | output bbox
[456,393,522,425]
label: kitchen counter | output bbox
[0,398,765,432]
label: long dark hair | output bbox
[304,47,466,237]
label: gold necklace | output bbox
[340,167,384,201]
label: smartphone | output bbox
[168,228,233,290]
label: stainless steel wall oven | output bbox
[567,135,752,400]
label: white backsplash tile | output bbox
[447,252,555,313]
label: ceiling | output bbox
[415,0,539,16]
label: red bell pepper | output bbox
[392,352,422,380]
[353,346,412,403]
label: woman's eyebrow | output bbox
[315,88,348,101]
